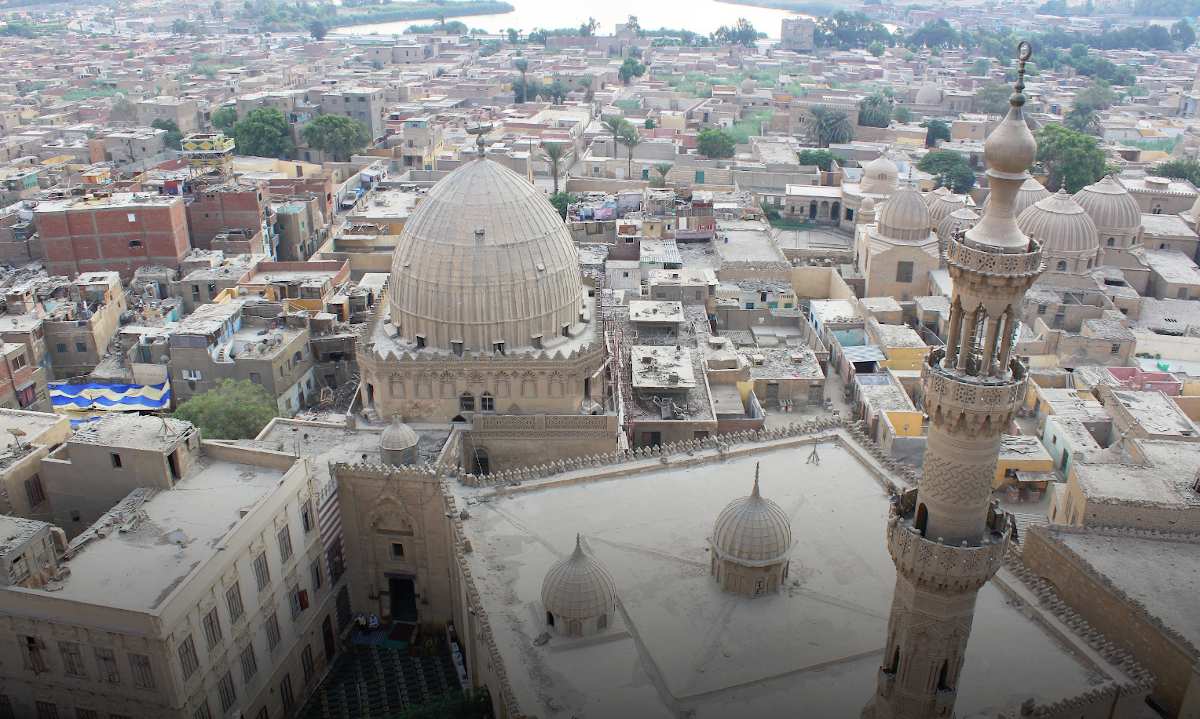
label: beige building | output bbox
[857,184,940,300]
[0,408,70,523]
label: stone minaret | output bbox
[863,42,1043,719]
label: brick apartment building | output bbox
[185,179,272,252]
[33,191,190,278]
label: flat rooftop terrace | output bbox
[453,437,1125,718]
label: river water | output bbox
[331,0,805,39]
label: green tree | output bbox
[970,58,991,76]
[653,162,673,187]
[918,150,976,193]
[905,19,958,49]
[867,40,884,57]
[644,117,656,129]
[618,57,646,85]
[713,18,761,47]
[696,127,736,158]
[1074,79,1117,112]
[1152,158,1200,186]
[309,19,328,40]
[975,83,1012,115]
[1036,123,1109,192]
[548,191,576,219]
[893,105,913,124]
[579,17,597,37]
[857,92,891,128]
[211,0,223,19]
[1065,105,1099,134]
[578,76,594,102]
[514,57,529,101]
[798,149,835,171]
[302,114,371,162]
[805,105,853,147]
[233,107,294,159]
[923,119,951,148]
[173,379,278,440]
[506,28,520,44]
[542,141,566,195]
[211,106,238,132]
[1172,19,1196,49]
[602,115,628,145]
[618,123,640,179]
[151,119,183,150]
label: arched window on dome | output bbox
[1107,237,1115,247]
[480,392,495,412]
[459,392,475,412]
[1056,260,1067,271]
[597,614,607,630]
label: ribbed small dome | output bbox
[927,191,967,228]
[877,185,932,242]
[1018,189,1100,257]
[1072,175,1142,233]
[937,206,979,245]
[984,177,1050,217]
[380,416,419,451]
[711,477,792,564]
[389,159,584,351]
[541,536,617,621]
[860,154,899,195]
[925,185,951,207]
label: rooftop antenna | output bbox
[806,437,821,465]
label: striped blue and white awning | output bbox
[49,381,172,412]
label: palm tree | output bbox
[654,162,673,187]
[543,142,566,195]
[618,124,640,179]
[805,105,853,148]
[514,57,528,103]
[578,76,594,102]
[602,115,627,152]
[856,93,891,128]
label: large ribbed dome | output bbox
[1072,175,1141,234]
[877,185,932,242]
[541,536,617,622]
[389,159,584,350]
[985,176,1050,217]
[711,477,792,564]
[1018,189,1100,262]
[937,206,979,245]
[860,154,899,195]
[927,190,967,228]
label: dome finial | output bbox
[1011,40,1032,108]
[752,462,761,498]
[574,533,584,555]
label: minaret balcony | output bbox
[886,488,1011,593]
[945,235,1043,280]
[921,349,1026,429]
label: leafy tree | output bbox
[548,191,576,219]
[652,162,673,187]
[211,106,238,132]
[151,119,184,150]
[171,18,202,35]
[975,84,1012,115]
[506,28,520,44]
[618,57,645,85]
[893,105,913,124]
[602,115,628,147]
[578,76,594,102]
[233,107,294,159]
[514,57,529,101]
[618,124,640,178]
[919,150,976,194]
[867,40,884,57]
[1065,105,1099,134]
[1172,19,1196,49]
[1152,158,1200,186]
[542,142,566,195]
[696,127,735,158]
[857,92,891,128]
[815,11,893,50]
[798,149,835,171]
[1036,123,1110,192]
[805,105,853,147]
[905,19,958,49]
[309,19,328,41]
[211,0,223,19]
[1074,79,1117,113]
[173,379,278,440]
[713,18,761,47]
[923,119,951,148]
[579,17,597,37]
[644,117,656,129]
[302,115,371,162]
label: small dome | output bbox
[1072,175,1141,233]
[711,476,792,565]
[927,191,967,228]
[877,185,932,242]
[915,82,942,105]
[985,177,1050,217]
[924,185,952,207]
[1018,189,1100,258]
[937,206,979,244]
[541,535,617,623]
[380,416,419,451]
[860,154,899,195]
[862,196,876,213]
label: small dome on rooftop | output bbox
[541,535,617,634]
[860,154,899,195]
[711,476,792,565]
[1072,175,1141,233]
[877,185,932,242]
[936,206,979,245]
[927,191,967,228]
[1018,189,1100,270]
[380,416,419,451]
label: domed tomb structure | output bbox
[1073,174,1143,259]
[541,535,618,637]
[380,416,420,466]
[936,206,979,254]
[358,158,614,473]
[839,154,900,232]
[858,184,941,300]
[1018,189,1100,276]
[709,466,792,597]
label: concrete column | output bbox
[956,310,976,372]
[944,302,962,369]
[996,310,1015,377]
[980,315,1000,377]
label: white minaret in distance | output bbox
[863,42,1044,719]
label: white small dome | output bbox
[1018,189,1100,258]
[937,206,979,245]
[541,535,617,622]
[877,185,932,242]
[860,154,899,195]
[927,191,967,228]
[1072,175,1141,234]
[380,416,419,451]
[711,476,792,565]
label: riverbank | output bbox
[328,0,513,29]
[716,0,835,14]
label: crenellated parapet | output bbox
[945,234,1043,282]
[887,490,1012,594]
[922,349,1026,435]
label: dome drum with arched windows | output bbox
[860,154,900,196]
[541,535,618,637]
[709,468,792,597]
[1017,189,1100,275]
[1072,175,1143,251]
[388,159,587,352]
